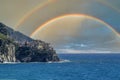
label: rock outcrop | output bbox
[0,22,60,63]
[16,40,59,62]
[0,36,16,63]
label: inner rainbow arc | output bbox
[30,14,120,38]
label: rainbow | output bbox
[97,0,120,13]
[15,0,120,29]
[30,14,120,38]
[15,0,56,29]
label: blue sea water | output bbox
[1,54,120,80]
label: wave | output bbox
[0,59,71,64]
[0,62,21,64]
[47,59,71,64]
[59,59,71,63]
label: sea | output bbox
[0,54,120,80]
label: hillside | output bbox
[0,22,59,63]
[0,22,33,42]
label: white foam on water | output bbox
[1,62,21,64]
[47,59,71,64]
[0,59,71,64]
[58,59,71,63]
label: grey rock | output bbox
[0,39,16,63]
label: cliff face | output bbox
[0,38,16,63]
[0,23,60,63]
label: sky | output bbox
[0,0,120,53]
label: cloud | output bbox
[55,42,120,53]
[63,43,88,49]
[56,49,112,54]
[70,43,87,47]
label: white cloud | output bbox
[56,49,112,54]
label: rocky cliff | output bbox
[0,23,59,63]
[0,34,16,62]
[16,40,59,62]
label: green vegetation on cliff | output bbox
[0,33,7,40]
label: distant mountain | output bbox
[0,22,59,63]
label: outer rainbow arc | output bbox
[30,14,120,38]
[97,0,120,14]
[15,0,120,29]
[15,0,56,29]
